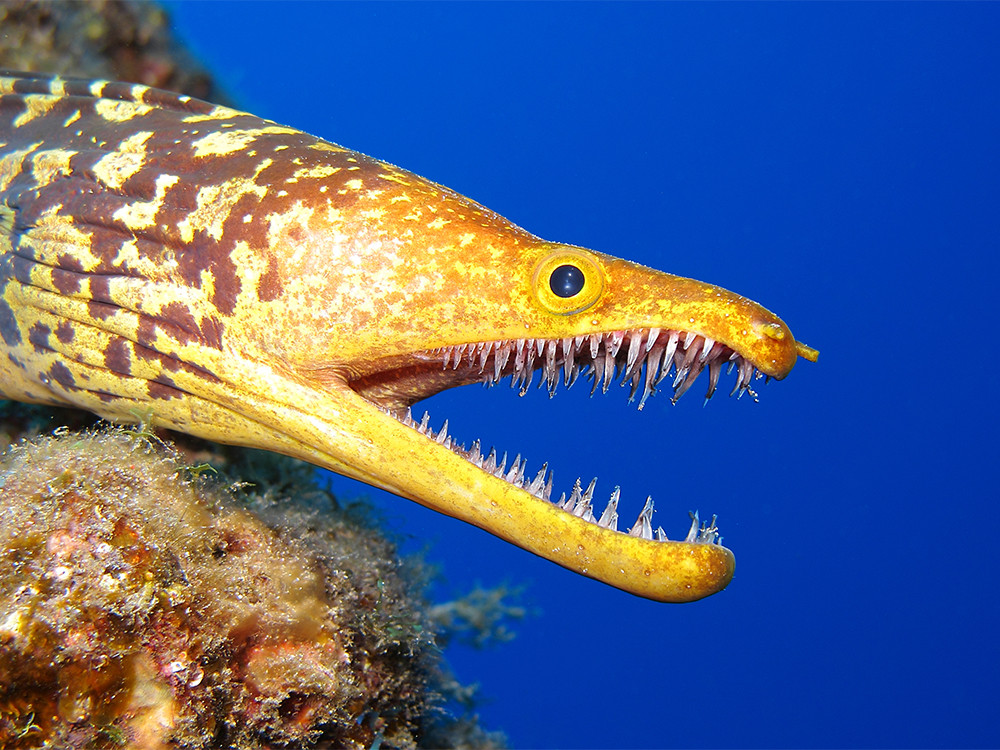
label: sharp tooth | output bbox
[518,361,536,395]
[484,448,498,473]
[655,331,680,387]
[505,454,524,484]
[478,341,492,372]
[566,361,581,389]
[589,333,601,359]
[607,330,625,357]
[545,339,558,368]
[682,511,720,543]
[469,440,483,467]
[418,411,431,435]
[636,362,657,411]
[527,464,549,496]
[671,339,705,400]
[542,473,553,502]
[699,337,715,363]
[685,511,701,542]
[628,497,655,540]
[600,349,616,393]
[598,488,620,530]
[562,338,577,386]
[571,478,596,521]
[672,361,690,388]
[536,338,545,356]
[627,366,644,403]
[672,361,705,403]
[543,340,560,395]
[730,358,746,396]
[575,500,595,523]
[705,360,722,401]
[588,365,601,397]
[655,526,668,542]
[622,331,646,383]
[495,341,511,380]
[704,514,721,544]
[645,328,661,352]
[561,478,584,512]
[736,359,753,396]
[573,481,596,521]
[442,347,452,369]
[435,419,450,444]
[496,451,509,477]
[514,338,527,374]
[453,343,466,370]
[683,331,697,350]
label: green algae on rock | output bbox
[0,427,504,749]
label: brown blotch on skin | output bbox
[48,360,77,391]
[50,267,86,295]
[146,379,182,400]
[173,235,242,318]
[54,320,76,344]
[159,301,201,345]
[83,217,136,271]
[256,254,283,302]
[198,315,224,350]
[87,274,112,305]
[152,302,222,350]
[9,253,34,287]
[0,297,22,347]
[28,322,51,353]
[55,252,85,274]
[86,276,118,322]
[128,333,221,383]
[104,337,132,376]
[135,316,158,351]
[86,298,118,322]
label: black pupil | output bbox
[550,264,585,298]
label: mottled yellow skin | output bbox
[0,72,815,602]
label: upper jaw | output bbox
[346,323,781,413]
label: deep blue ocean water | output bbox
[168,3,999,747]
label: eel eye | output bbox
[550,264,586,298]
[533,248,605,315]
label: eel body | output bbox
[0,72,816,602]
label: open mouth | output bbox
[369,326,766,547]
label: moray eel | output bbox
[0,72,817,602]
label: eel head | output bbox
[250,221,818,603]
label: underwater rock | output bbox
[0,0,223,102]
[0,427,504,749]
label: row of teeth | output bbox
[393,407,722,545]
[435,328,764,408]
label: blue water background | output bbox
[168,3,999,747]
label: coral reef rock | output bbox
[0,0,222,101]
[0,428,498,749]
